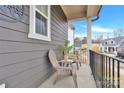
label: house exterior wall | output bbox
[118,41,124,52]
[101,46,118,53]
[0,5,68,88]
[118,45,124,51]
[74,40,82,51]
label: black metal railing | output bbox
[89,50,124,88]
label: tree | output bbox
[74,37,81,41]
[113,28,124,37]
[96,35,103,41]
[82,37,87,44]
[60,40,73,55]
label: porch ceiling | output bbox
[61,5,101,21]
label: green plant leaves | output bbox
[60,40,74,55]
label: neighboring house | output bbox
[0,5,68,88]
[81,40,101,52]
[100,36,124,53]
[118,40,124,52]
[117,40,124,58]
[74,39,82,51]
[68,25,75,53]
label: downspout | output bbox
[91,5,102,22]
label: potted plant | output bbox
[60,40,73,61]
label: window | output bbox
[105,42,107,45]
[28,5,51,41]
[110,40,115,44]
[108,40,115,44]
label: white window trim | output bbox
[28,5,51,41]
[109,40,115,44]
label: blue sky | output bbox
[72,5,124,40]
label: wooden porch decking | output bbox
[39,64,96,88]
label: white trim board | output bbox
[28,5,51,41]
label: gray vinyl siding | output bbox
[0,5,68,88]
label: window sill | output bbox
[28,33,51,41]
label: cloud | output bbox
[75,24,113,33]
[92,26,114,32]
[79,25,87,28]
[74,25,114,40]
[76,24,86,29]
[74,33,86,39]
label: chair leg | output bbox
[76,62,79,70]
[79,62,82,67]
[54,70,60,84]
[71,70,78,88]
[71,61,79,70]
[70,69,73,76]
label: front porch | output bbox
[38,5,101,88]
[39,64,96,88]
[1,5,124,88]
[39,49,124,88]
[0,5,101,88]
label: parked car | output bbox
[117,51,124,59]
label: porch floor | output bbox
[39,64,96,88]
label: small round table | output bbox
[59,59,79,69]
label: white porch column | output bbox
[106,47,108,52]
[87,18,92,64]
[114,46,117,51]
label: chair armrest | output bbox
[56,67,72,70]
[58,61,66,67]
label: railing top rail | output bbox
[89,49,124,63]
[81,48,87,51]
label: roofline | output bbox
[61,5,101,22]
[118,39,124,46]
[102,36,124,41]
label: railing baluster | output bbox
[112,59,115,88]
[117,61,120,88]
[93,52,95,77]
[104,56,106,87]
[103,55,106,88]
[101,55,104,87]
[109,57,111,88]
[90,51,92,72]
[106,56,107,87]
